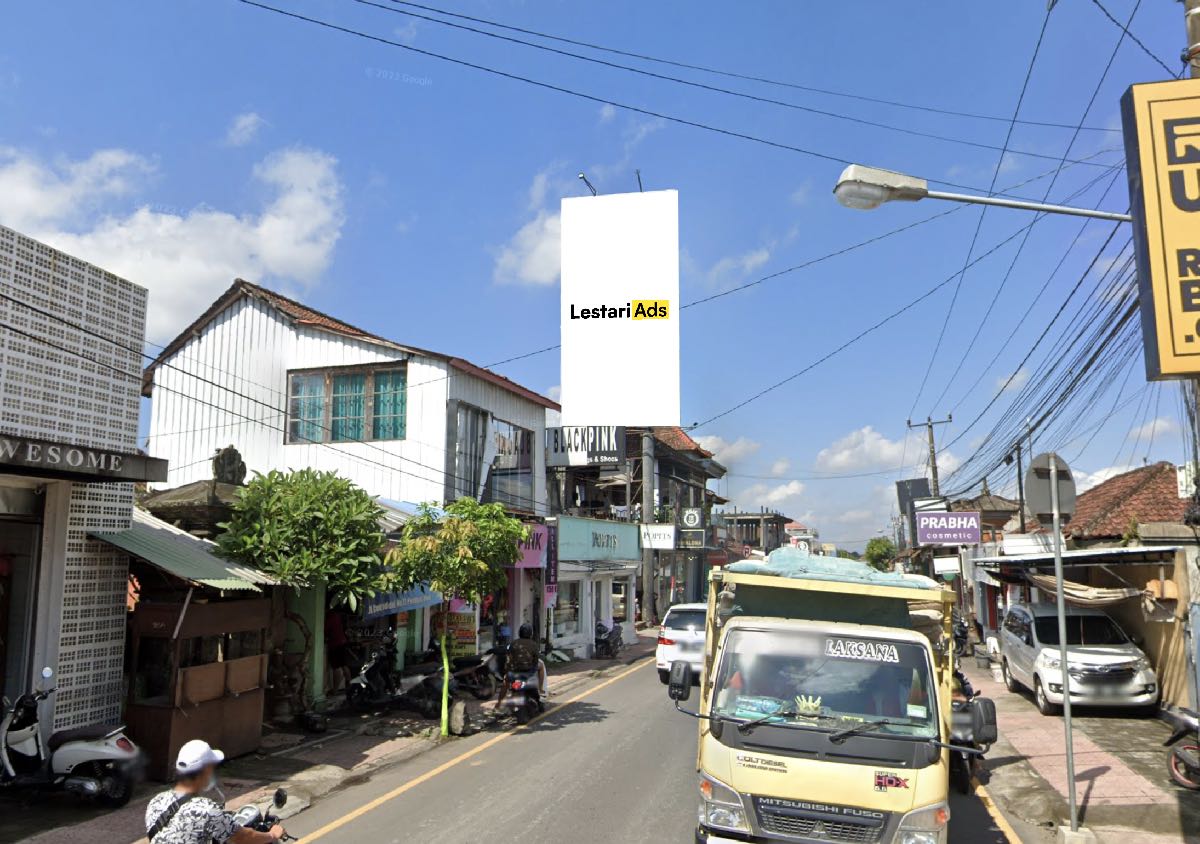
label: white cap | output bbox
[175,739,225,775]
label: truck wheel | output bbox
[659,669,670,685]
[1034,677,1059,716]
[1002,659,1019,692]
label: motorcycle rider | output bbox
[145,740,285,844]
[495,623,547,709]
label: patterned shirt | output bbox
[145,790,238,844]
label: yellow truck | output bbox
[666,549,997,844]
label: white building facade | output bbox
[144,280,553,516]
[0,225,167,730]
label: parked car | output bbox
[999,603,1158,715]
[655,603,706,684]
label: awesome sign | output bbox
[1123,77,1200,379]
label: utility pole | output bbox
[907,415,952,496]
[1187,0,1200,80]
[640,430,656,625]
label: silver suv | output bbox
[999,603,1158,715]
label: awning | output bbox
[92,508,274,592]
[973,545,1180,569]
[560,560,640,574]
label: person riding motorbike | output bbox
[495,623,547,709]
[145,740,286,844]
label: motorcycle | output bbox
[1,667,140,807]
[593,622,623,659]
[948,670,995,795]
[952,611,971,658]
[233,787,298,840]
[1164,706,1200,790]
[403,664,460,720]
[346,629,401,711]
[501,672,542,725]
[450,651,500,701]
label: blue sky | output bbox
[0,1,1188,548]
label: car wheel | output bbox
[1034,677,1059,716]
[1002,659,1019,692]
[658,669,670,685]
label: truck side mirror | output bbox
[972,697,998,746]
[668,661,692,701]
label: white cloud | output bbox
[0,146,152,231]
[1132,416,1177,442]
[393,20,419,44]
[1075,464,1137,493]
[996,367,1029,393]
[790,182,812,205]
[3,145,345,342]
[814,425,959,477]
[706,247,771,287]
[224,112,266,147]
[741,479,806,511]
[546,384,562,401]
[492,208,561,286]
[598,103,616,123]
[769,458,791,477]
[694,435,761,467]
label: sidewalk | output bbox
[5,632,658,844]
[963,661,1199,843]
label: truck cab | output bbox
[668,548,994,844]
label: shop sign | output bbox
[514,524,548,568]
[932,555,960,575]
[544,523,559,607]
[431,610,477,657]
[556,515,639,561]
[679,528,705,549]
[639,523,676,550]
[681,507,703,529]
[545,425,625,467]
[362,585,442,620]
[1121,77,1200,378]
[916,511,981,546]
[0,434,168,483]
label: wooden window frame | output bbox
[285,362,408,445]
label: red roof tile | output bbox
[1065,461,1186,539]
[144,280,559,410]
[651,426,712,457]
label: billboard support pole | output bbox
[640,430,656,625]
[1050,454,1079,832]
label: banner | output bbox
[545,425,625,467]
[916,511,981,546]
[560,190,680,425]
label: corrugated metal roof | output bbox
[92,508,275,592]
[973,545,1180,568]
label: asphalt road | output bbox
[284,658,1022,844]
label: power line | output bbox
[689,221,1042,431]
[1088,0,1178,77]
[907,6,1053,419]
[354,0,1118,169]
[239,0,1098,198]
[381,0,1122,133]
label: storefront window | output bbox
[0,518,40,703]
[553,581,581,638]
[612,582,628,623]
[485,418,534,510]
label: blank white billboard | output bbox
[560,189,680,427]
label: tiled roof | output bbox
[652,426,712,457]
[144,280,559,410]
[1066,461,1186,539]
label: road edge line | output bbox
[972,777,1018,843]
[300,659,651,841]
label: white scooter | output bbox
[1,667,141,806]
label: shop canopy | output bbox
[972,545,1179,570]
[91,508,275,592]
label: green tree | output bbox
[386,498,526,736]
[863,537,896,571]
[217,469,389,708]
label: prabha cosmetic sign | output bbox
[915,511,981,546]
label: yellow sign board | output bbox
[1122,77,1200,379]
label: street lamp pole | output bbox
[833,164,1131,222]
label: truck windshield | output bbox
[711,628,938,739]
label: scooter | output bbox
[1,667,140,807]
[403,665,460,720]
[450,652,499,701]
[501,672,542,725]
[952,611,972,658]
[1164,706,1200,790]
[346,629,401,711]
[232,787,298,840]
[948,670,995,795]
[593,622,623,659]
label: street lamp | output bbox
[833,164,1131,223]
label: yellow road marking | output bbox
[302,660,651,841]
[972,777,1018,843]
